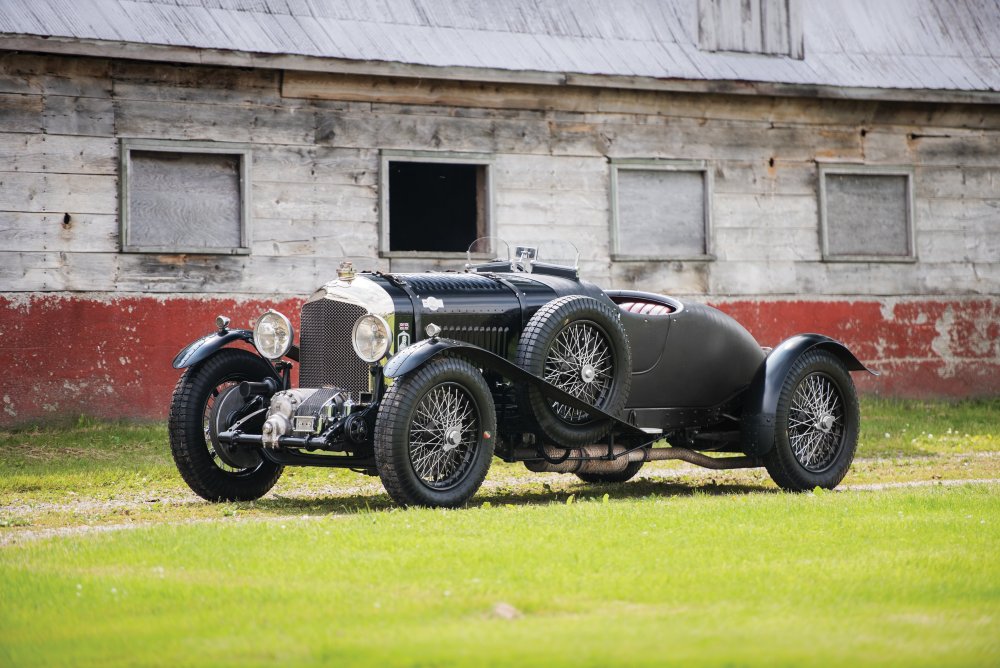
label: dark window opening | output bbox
[388,161,486,253]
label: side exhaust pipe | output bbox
[518,446,759,474]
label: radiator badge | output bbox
[422,296,444,312]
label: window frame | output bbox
[378,149,494,260]
[610,158,715,262]
[818,163,917,263]
[119,138,252,255]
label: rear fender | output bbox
[740,334,877,457]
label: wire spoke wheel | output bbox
[544,321,614,424]
[763,349,860,492]
[787,372,844,472]
[408,383,480,490]
[204,381,257,475]
[516,296,631,447]
[374,357,496,508]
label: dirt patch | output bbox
[0,442,130,461]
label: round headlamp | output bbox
[253,310,294,360]
[352,314,391,363]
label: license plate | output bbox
[292,415,316,433]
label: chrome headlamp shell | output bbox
[253,310,294,360]
[352,313,391,363]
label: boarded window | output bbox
[120,140,250,254]
[380,152,491,256]
[699,0,803,58]
[820,166,915,261]
[612,163,712,260]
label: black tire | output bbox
[168,348,283,501]
[374,357,496,508]
[764,349,860,491]
[576,461,644,484]
[516,296,631,447]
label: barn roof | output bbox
[2,0,999,102]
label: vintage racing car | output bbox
[170,242,874,507]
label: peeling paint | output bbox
[878,298,898,322]
[711,296,999,398]
[1,294,305,426]
[931,306,959,378]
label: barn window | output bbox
[379,151,492,257]
[698,0,804,58]
[611,160,714,261]
[819,165,916,262]
[120,139,251,254]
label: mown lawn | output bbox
[1,398,998,666]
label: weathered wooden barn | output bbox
[0,0,998,425]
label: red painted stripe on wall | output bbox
[710,298,1000,397]
[1,294,997,426]
[2,295,304,426]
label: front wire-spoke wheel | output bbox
[375,358,496,507]
[409,383,480,490]
[765,349,859,491]
[169,349,283,501]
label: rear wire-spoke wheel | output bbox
[765,350,859,491]
[516,296,631,447]
[169,349,283,501]
[375,358,496,507]
[788,373,844,472]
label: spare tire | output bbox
[515,295,631,447]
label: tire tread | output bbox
[515,296,631,447]
[374,357,496,507]
[168,349,283,501]
[764,349,859,491]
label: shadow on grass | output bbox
[244,477,778,518]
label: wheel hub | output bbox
[816,414,835,433]
[580,364,596,383]
[443,427,463,451]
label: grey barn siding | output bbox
[0,52,997,298]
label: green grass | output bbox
[859,397,1000,457]
[1,398,999,666]
[2,485,998,667]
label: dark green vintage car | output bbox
[170,241,873,507]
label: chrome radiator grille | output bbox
[299,299,370,394]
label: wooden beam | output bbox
[2,34,999,106]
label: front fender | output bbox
[741,334,877,457]
[172,330,255,369]
[383,338,467,378]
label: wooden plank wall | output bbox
[0,52,997,297]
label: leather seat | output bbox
[618,301,672,316]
